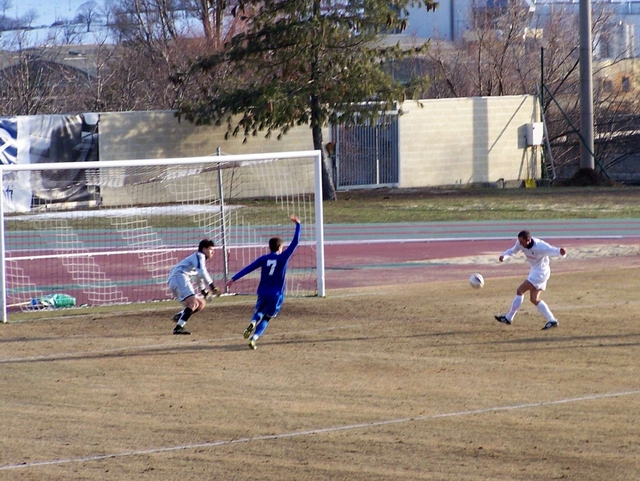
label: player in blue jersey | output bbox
[225,215,301,350]
[168,239,219,335]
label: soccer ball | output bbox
[469,273,484,289]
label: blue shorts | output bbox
[253,294,284,320]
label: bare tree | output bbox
[0,0,12,20]
[0,0,220,115]
[102,0,117,26]
[98,0,234,111]
[48,20,87,44]
[183,0,235,47]
[53,34,121,112]
[109,0,183,45]
[18,8,38,28]
[108,0,244,50]
[0,35,86,115]
[77,1,103,32]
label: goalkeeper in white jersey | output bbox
[168,239,219,335]
[494,230,566,330]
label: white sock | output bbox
[506,294,524,321]
[536,300,556,322]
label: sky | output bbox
[14,0,91,27]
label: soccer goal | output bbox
[0,150,325,323]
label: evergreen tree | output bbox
[174,0,437,199]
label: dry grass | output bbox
[2,261,640,480]
[324,186,640,223]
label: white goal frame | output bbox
[0,150,326,323]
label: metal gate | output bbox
[331,114,399,189]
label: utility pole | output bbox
[579,0,595,170]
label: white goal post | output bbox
[0,150,325,323]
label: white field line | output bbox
[2,303,639,470]
[2,389,639,471]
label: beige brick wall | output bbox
[97,111,324,204]
[98,157,317,206]
[398,95,540,187]
[97,97,539,193]
[98,110,325,160]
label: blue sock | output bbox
[254,320,269,338]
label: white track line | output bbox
[324,234,640,245]
[2,389,639,471]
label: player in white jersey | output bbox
[494,230,566,330]
[168,239,219,335]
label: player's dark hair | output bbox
[269,237,283,253]
[198,239,215,252]
[517,230,531,240]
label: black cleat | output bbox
[173,325,191,335]
[243,321,256,339]
[494,315,512,325]
[541,320,558,330]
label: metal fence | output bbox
[331,115,399,189]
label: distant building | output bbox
[531,0,638,58]
[405,0,474,42]
[406,0,640,58]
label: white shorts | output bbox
[168,275,195,302]
[527,269,550,291]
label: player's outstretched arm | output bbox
[290,214,300,224]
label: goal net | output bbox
[0,151,325,322]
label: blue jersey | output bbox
[232,222,301,297]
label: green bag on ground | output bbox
[30,293,77,309]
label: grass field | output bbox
[323,186,640,222]
[1,186,640,480]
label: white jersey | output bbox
[501,237,564,289]
[168,251,213,287]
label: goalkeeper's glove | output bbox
[201,285,221,301]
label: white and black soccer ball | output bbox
[469,273,484,289]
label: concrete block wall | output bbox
[99,158,317,207]
[98,110,326,160]
[398,95,540,187]
[98,97,539,193]
[97,111,324,203]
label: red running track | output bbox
[323,237,640,290]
